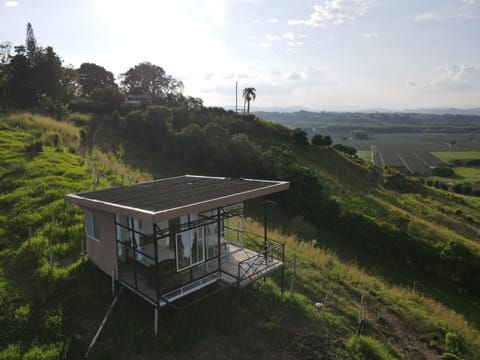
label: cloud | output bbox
[200,67,335,98]
[283,32,295,41]
[461,0,478,4]
[288,0,375,27]
[267,18,279,23]
[429,64,480,91]
[413,12,475,21]
[265,33,280,41]
[287,73,302,81]
[4,1,19,6]
[360,32,378,39]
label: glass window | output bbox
[176,227,205,271]
[85,210,100,241]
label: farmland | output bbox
[330,133,480,176]
[258,110,480,178]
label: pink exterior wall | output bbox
[85,207,118,279]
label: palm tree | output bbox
[242,87,256,114]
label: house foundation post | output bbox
[217,207,221,273]
[111,269,115,297]
[154,307,158,339]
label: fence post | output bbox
[289,253,297,292]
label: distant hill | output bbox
[235,106,480,116]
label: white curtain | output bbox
[134,218,143,260]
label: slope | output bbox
[0,112,479,359]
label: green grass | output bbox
[454,167,480,182]
[2,112,480,359]
[357,150,373,163]
[427,166,480,184]
[432,151,480,162]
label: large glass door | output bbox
[176,227,205,271]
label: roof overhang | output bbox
[64,176,289,223]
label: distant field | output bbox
[455,167,480,182]
[431,151,480,162]
[332,133,480,152]
[428,167,480,184]
[332,132,480,176]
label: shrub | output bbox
[432,166,454,177]
[311,133,332,147]
[332,144,357,156]
[291,128,309,147]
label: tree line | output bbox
[0,23,202,117]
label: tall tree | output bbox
[25,22,37,57]
[121,62,168,99]
[120,62,184,105]
[77,62,116,96]
[242,87,256,114]
[31,46,63,99]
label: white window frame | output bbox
[85,210,100,242]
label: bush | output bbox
[311,133,332,147]
[24,140,43,153]
[332,144,357,156]
[432,166,454,177]
[291,128,309,147]
[349,129,369,140]
[67,113,90,127]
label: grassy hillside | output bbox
[88,220,480,359]
[0,112,479,359]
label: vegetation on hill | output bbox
[1,109,480,359]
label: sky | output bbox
[1,0,480,110]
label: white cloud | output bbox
[288,0,375,27]
[287,73,302,81]
[265,33,280,41]
[283,32,295,41]
[4,1,19,6]
[267,18,279,23]
[461,0,477,4]
[413,12,475,21]
[429,64,480,91]
[200,66,335,99]
[413,13,443,21]
[360,32,378,40]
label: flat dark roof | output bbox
[65,175,289,222]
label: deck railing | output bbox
[236,234,284,284]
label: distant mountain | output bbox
[400,108,480,116]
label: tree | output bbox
[311,134,332,147]
[31,46,63,99]
[291,128,309,147]
[77,62,116,96]
[2,51,34,107]
[121,62,168,100]
[332,144,357,156]
[25,22,37,57]
[242,87,256,114]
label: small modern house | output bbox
[65,175,289,309]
